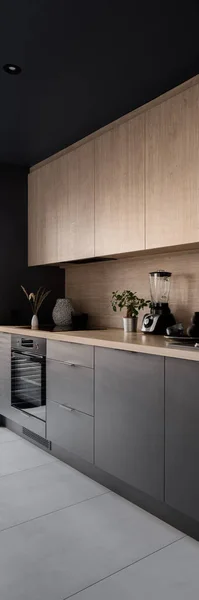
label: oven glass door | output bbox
[11,350,46,422]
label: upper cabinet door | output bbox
[65,140,94,262]
[146,84,199,249]
[28,140,94,265]
[94,116,145,256]
[28,155,68,266]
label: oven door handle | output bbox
[11,350,45,360]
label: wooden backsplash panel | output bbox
[65,249,199,330]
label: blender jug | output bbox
[149,270,172,306]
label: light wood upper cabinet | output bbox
[94,115,145,256]
[146,84,199,249]
[29,77,199,264]
[65,141,94,261]
[28,155,68,265]
[28,140,94,265]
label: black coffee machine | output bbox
[141,270,176,334]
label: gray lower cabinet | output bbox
[47,400,93,463]
[47,340,94,368]
[95,347,164,500]
[165,357,199,521]
[46,340,94,462]
[47,359,94,415]
[10,406,46,438]
[0,333,12,418]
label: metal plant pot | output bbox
[123,317,133,333]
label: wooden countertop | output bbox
[0,325,199,361]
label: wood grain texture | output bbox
[94,116,145,256]
[65,140,94,261]
[29,76,199,265]
[28,155,68,265]
[28,141,94,265]
[66,248,199,331]
[146,84,199,249]
[30,75,199,173]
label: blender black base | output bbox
[150,314,176,335]
[142,308,176,335]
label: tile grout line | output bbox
[63,535,186,600]
[0,459,56,480]
[0,490,111,534]
[0,431,187,600]
[0,454,109,494]
[0,438,25,445]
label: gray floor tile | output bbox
[72,536,199,600]
[0,461,107,530]
[0,438,54,476]
[0,492,183,600]
[0,427,20,443]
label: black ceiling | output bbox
[1,0,199,167]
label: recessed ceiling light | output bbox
[3,64,21,75]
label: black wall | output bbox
[0,164,65,325]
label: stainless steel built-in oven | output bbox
[11,336,46,424]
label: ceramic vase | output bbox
[52,298,74,329]
[31,314,39,330]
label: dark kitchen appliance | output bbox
[141,270,176,334]
[166,323,184,337]
[71,312,88,330]
[11,336,46,425]
[187,312,199,337]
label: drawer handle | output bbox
[64,361,76,367]
[57,403,74,412]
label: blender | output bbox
[141,270,176,334]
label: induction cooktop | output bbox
[165,335,199,349]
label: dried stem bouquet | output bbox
[21,286,51,315]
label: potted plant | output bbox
[21,286,51,330]
[111,290,151,333]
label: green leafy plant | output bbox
[21,286,51,315]
[111,290,151,318]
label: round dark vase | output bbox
[132,316,138,333]
[187,312,199,337]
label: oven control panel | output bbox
[11,335,46,356]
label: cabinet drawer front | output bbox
[47,400,93,463]
[47,340,93,368]
[47,360,94,415]
[11,408,46,438]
